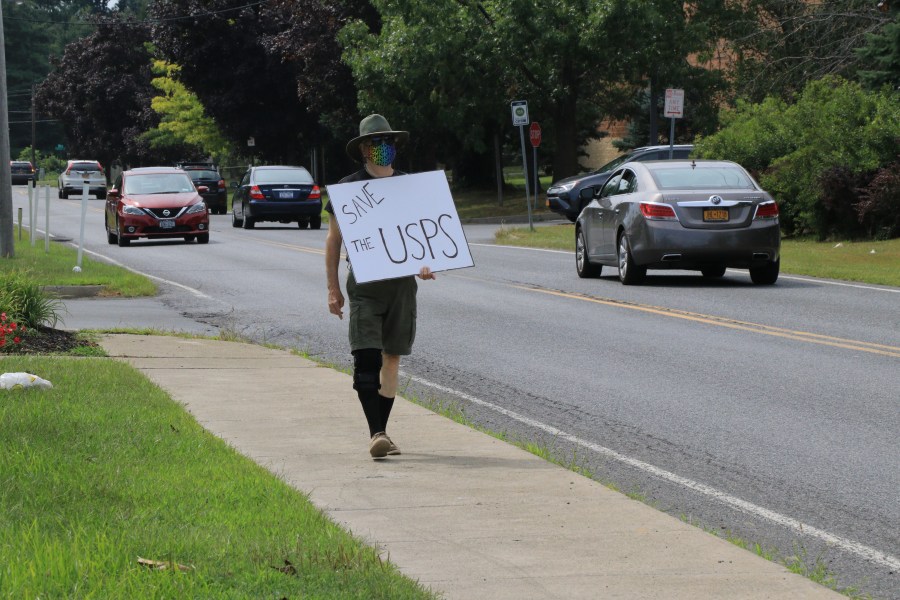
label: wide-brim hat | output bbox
[346,114,410,162]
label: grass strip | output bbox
[0,356,437,599]
[1,236,156,297]
[494,224,900,287]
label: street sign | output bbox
[529,122,542,147]
[664,89,684,118]
[247,137,256,147]
[510,100,529,126]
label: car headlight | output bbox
[186,202,207,214]
[547,182,577,195]
[122,205,144,216]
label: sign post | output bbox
[510,100,533,231]
[663,89,684,159]
[529,122,541,216]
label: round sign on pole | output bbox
[529,122,542,147]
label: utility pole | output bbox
[0,1,16,258]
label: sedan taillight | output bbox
[218,179,226,190]
[309,185,321,200]
[754,201,779,219]
[249,185,265,200]
[640,202,678,220]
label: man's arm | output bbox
[325,222,345,319]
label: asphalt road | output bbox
[11,186,899,599]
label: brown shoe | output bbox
[369,432,391,458]
[386,436,401,455]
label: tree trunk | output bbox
[552,94,579,179]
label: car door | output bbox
[603,168,639,255]
[595,170,632,258]
[582,173,619,260]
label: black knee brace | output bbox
[352,348,382,392]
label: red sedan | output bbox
[105,167,210,246]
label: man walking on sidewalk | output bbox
[325,114,436,459]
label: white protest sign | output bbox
[326,170,475,284]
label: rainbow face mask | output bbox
[368,137,397,166]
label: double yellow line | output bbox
[520,286,900,359]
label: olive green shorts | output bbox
[347,271,418,355]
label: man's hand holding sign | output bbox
[326,171,474,284]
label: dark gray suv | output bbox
[547,144,694,222]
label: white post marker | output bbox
[326,170,474,284]
[664,88,684,159]
[511,100,534,231]
[76,181,88,270]
[44,185,50,252]
[28,182,34,245]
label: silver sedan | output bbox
[575,160,781,285]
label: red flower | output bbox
[13,337,20,344]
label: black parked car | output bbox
[231,166,323,230]
[177,162,228,215]
[547,144,694,222]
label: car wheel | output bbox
[575,228,601,278]
[309,215,322,230]
[117,234,130,247]
[60,188,68,199]
[242,214,255,229]
[184,235,196,243]
[106,219,118,245]
[58,187,65,199]
[231,210,242,228]
[750,258,779,285]
[617,233,646,285]
[701,265,726,278]
[297,217,309,229]
[197,233,210,244]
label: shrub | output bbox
[694,77,900,239]
[856,160,900,240]
[0,270,63,329]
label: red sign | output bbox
[529,121,542,147]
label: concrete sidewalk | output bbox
[97,333,841,599]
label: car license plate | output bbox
[703,209,729,222]
[278,191,293,199]
[159,219,175,229]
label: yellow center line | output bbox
[518,285,900,359]
[253,238,326,255]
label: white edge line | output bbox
[469,243,899,293]
[402,371,900,571]
[67,241,212,300]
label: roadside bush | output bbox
[694,77,900,239]
[0,270,62,329]
[856,160,900,240]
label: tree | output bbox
[143,60,231,161]
[855,2,900,90]
[726,0,891,102]
[34,16,163,169]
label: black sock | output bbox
[377,394,395,434]
[358,391,381,437]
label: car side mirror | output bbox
[579,187,595,201]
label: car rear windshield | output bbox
[124,173,196,194]
[649,166,755,190]
[254,169,313,184]
[187,170,219,180]
[70,162,101,172]
[11,162,32,169]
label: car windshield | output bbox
[124,173,196,195]
[187,170,219,180]
[649,166,755,190]
[254,169,313,185]
[590,153,633,175]
[70,162,100,172]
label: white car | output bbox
[58,160,107,199]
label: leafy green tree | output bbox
[142,61,230,161]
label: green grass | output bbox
[0,356,438,600]
[1,236,156,297]
[494,224,900,287]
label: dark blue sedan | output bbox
[231,165,323,230]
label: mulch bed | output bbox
[2,326,100,355]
